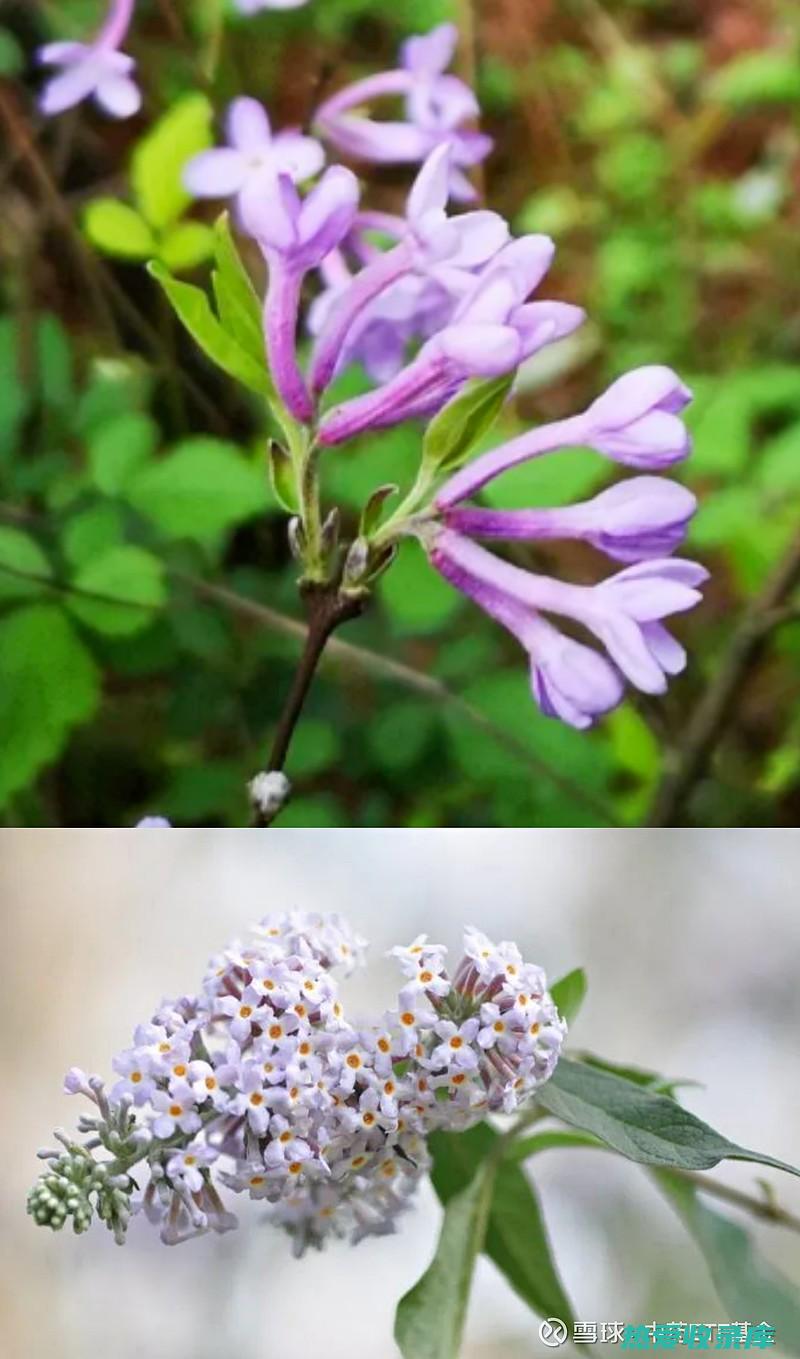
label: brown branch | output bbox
[670,1168,800,1234]
[178,572,621,825]
[648,531,800,826]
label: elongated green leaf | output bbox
[430,1125,574,1325]
[550,968,587,1027]
[509,1130,604,1163]
[396,1154,494,1359]
[148,262,272,399]
[212,214,265,365]
[655,1170,800,1352]
[538,1060,800,1178]
[423,374,513,475]
[575,1052,697,1096]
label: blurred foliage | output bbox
[3,0,800,824]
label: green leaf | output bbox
[708,51,800,108]
[268,441,299,513]
[550,968,587,1027]
[360,483,398,538]
[148,262,274,400]
[537,1059,800,1177]
[423,374,513,476]
[655,1170,800,1352]
[0,527,52,601]
[68,546,166,637]
[132,93,213,230]
[160,222,215,273]
[126,437,268,542]
[88,412,159,496]
[212,214,265,365]
[62,504,124,568]
[430,1125,574,1326]
[395,1155,495,1359]
[508,1130,604,1163]
[0,605,99,809]
[83,200,156,261]
[575,1052,695,1096]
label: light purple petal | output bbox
[271,131,326,182]
[401,24,458,77]
[597,614,668,694]
[95,73,141,118]
[590,365,692,427]
[40,60,103,115]
[513,301,586,358]
[37,41,87,65]
[407,144,452,224]
[184,148,247,197]
[438,324,521,376]
[445,212,509,268]
[227,96,272,151]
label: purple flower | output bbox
[438,366,692,508]
[38,0,140,119]
[315,24,492,202]
[446,477,697,564]
[429,527,707,721]
[137,816,171,827]
[246,168,360,421]
[309,145,508,397]
[318,235,583,446]
[184,98,325,226]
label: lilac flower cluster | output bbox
[28,913,565,1254]
[39,12,706,729]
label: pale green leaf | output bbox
[160,221,215,273]
[83,199,156,261]
[148,262,273,399]
[132,93,213,230]
[212,214,265,363]
[550,967,587,1027]
[423,375,513,476]
[88,412,159,496]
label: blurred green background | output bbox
[3,0,800,827]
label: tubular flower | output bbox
[28,912,565,1254]
[37,0,140,118]
[315,23,492,201]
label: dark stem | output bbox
[251,583,365,826]
[648,529,800,826]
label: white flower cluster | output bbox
[29,913,566,1253]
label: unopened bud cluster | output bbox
[28,912,565,1254]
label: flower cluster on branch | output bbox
[28,912,565,1253]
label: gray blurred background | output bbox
[2,829,799,1358]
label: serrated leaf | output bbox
[212,214,265,364]
[423,374,513,476]
[655,1170,800,1352]
[550,967,587,1027]
[429,1125,574,1326]
[68,546,166,636]
[395,1154,495,1359]
[83,199,156,261]
[149,262,274,400]
[160,221,215,273]
[132,93,213,230]
[0,605,99,809]
[538,1059,800,1177]
[0,527,51,601]
[125,436,268,542]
